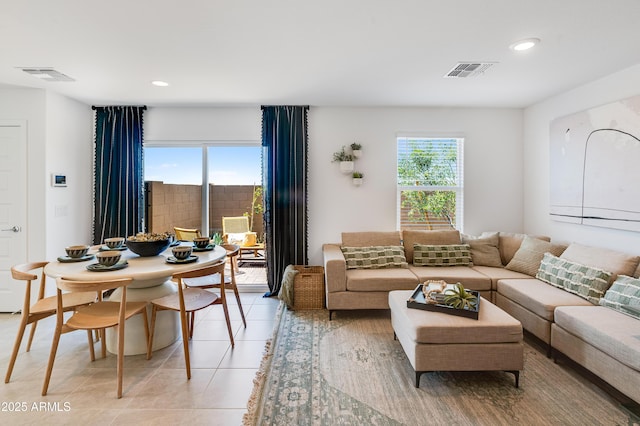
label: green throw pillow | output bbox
[341,246,408,269]
[413,244,471,267]
[536,253,612,304]
[599,275,640,320]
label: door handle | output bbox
[1,226,21,232]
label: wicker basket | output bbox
[292,265,325,310]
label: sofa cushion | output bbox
[554,306,640,372]
[410,265,492,291]
[560,243,640,279]
[471,266,532,290]
[462,232,503,267]
[495,232,551,266]
[341,231,402,247]
[402,230,461,263]
[342,246,408,269]
[634,262,640,278]
[497,278,591,321]
[505,236,567,277]
[346,268,420,292]
[536,253,612,304]
[599,275,640,320]
[412,244,471,267]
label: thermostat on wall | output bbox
[51,173,67,187]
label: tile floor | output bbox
[234,264,268,291]
[0,289,278,425]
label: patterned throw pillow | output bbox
[536,253,613,304]
[341,246,408,269]
[599,275,640,320]
[413,244,471,267]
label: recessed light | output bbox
[151,80,169,87]
[509,38,540,51]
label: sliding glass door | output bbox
[143,143,262,238]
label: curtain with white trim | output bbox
[261,105,309,296]
[93,106,146,244]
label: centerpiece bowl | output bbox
[126,233,172,257]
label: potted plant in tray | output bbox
[332,146,354,173]
[350,142,362,158]
[443,283,478,310]
[352,171,363,186]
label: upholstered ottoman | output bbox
[389,290,524,387]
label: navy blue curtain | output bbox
[93,106,146,244]
[261,106,309,296]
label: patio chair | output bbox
[222,216,265,265]
[174,227,201,241]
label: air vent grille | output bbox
[20,68,75,82]
[444,62,496,78]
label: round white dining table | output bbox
[44,243,227,355]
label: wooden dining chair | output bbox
[174,227,201,241]
[5,262,96,384]
[42,276,150,399]
[184,244,247,328]
[148,260,232,379]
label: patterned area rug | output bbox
[245,303,631,425]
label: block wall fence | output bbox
[145,181,263,238]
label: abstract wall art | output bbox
[549,94,640,232]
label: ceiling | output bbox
[2,0,640,108]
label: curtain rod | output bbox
[261,105,309,110]
[91,105,147,110]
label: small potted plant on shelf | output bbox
[332,146,354,173]
[350,142,362,158]
[352,171,363,186]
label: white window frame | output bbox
[396,135,464,231]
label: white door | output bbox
[0,121,27,312]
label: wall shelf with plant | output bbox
[332,146,355,173]
[352,171,363,186]
[332,143,364,185]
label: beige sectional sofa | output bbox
[322,230,640,404]
[322,230,532,315]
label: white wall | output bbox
[307,107,524,264]
[523,64,640,253]
[44,92,93,257]
[0,87,47,261]
[145,107,261,141]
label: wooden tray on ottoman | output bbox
[406,284,480,320]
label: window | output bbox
[397,136,464,231]
[145,146,203,185]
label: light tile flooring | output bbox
[0,289,278,425]
[234,264,268,291]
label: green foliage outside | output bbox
[244,183,264,232]
[398,139,458,229]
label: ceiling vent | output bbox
[20,68,75,82]
[444,62,496,78]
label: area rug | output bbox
[244,303,631,425]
